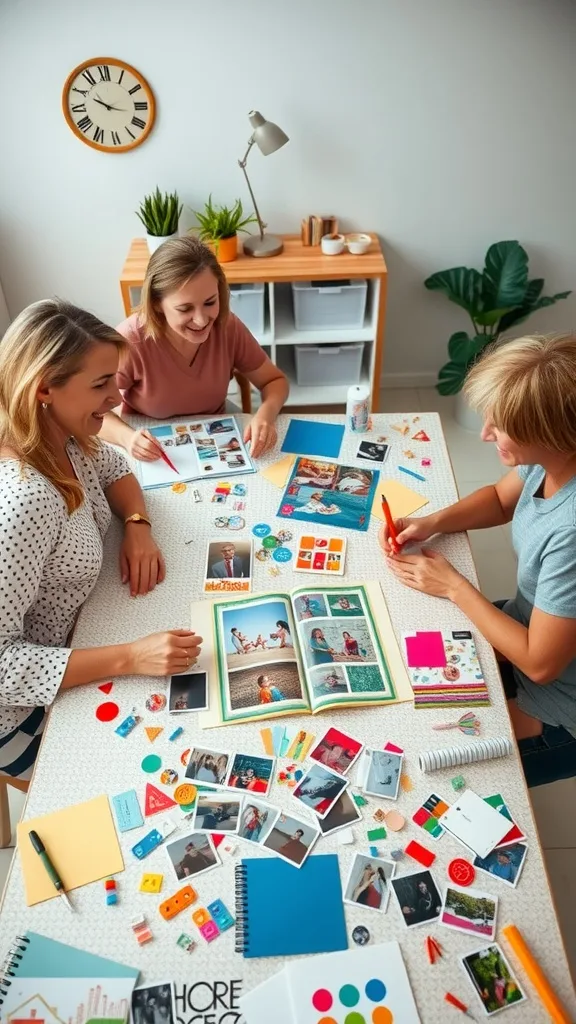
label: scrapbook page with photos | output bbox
[137,416,254,490]
[276,457,378,533]
[195,582,413,728]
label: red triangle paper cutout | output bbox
[212,834,225,848]
[145,783,177,816]
[98,681,114,694]
[412,430,430,442]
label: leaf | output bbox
[436,359,470,395]
[137,187,181,236]
[482,241,528,309]
[498,286,571,334]
[474,307,514,328]
[447,331,488,366]
[424,266,484,316]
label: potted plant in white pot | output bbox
[192,195,257,263]
[137,187,182,253]
[425,241,571,430]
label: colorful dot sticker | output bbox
[95,701,119,722]
[311,978,393,1023]
[312,991,333,1012]
[141,754,162,774]
[252,523,272,538]
[273,546,293,562]
[262,534,279,549]
[340,985,359,1007]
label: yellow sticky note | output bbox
[18,795,124,906]
[140,872,163,894]
[260,454,296,488]
[371,478,429,521]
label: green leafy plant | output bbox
[192,195,257,242]
[136,188,182,237]
[425,240,571,394]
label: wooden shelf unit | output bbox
[119,234,388,411]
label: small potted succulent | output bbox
[192,195,257,262]
[137,187,183,253]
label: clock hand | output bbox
[93,95,113,111]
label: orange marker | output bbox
[502,924,572,1024]
[444,992,476,1019]
[381,495,400,553]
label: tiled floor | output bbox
[0,387,574,976]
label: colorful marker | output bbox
[381,495,400,553]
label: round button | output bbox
[262,534,279,549]
[384,809,405,832]
[146,693,166,712]
[273,546,293,563]
[214,516,229,528]
[171,482,187,493]
[352,925,370,946]
[160,768,178,785]
[448,857,476,887]
[141,754,162,774]
[95,701,119,722]
[227,515,245,530]
[276,529,293,544]
[180,748,191,767]
[174,783,197,805]
[252,522,272,538]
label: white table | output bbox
[1,413,574,1024]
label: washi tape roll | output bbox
[418,736,512,773]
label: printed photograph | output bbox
[309,726,363,775]
[175,432,192,446]
[473,844,528,889]
[292,762,349,819]
[278,459,376,532]
[132,983,175,1024]
[222,598,295,668]
[299,618,376,669]
[295,592,329,620]
[461,943,526,1015]
[309,665,350,698]
[318,790,362,835]
[261,811,319,867]
[356,440,389,464]
[205,539,252,581]
[184,746,230,786]
[227,662,304,711]
[238,799,279,844]
[207,418,235,435]
[227,752,275,795]
[391,870,442,928]
[168,671,208,713]
[189,422,204,433]
[326,591,365,617]
[343,852,395,914]
[363,749,403,800]
[193,792,241,834]
[217,435,242,452]
[441,885,498,939]
[165,832,220,882]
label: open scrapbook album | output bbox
[193,582,413,728]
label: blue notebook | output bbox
[235,854,348,958]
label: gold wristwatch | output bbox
[124,513,152,527]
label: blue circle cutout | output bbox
[253,523,272,538]
[365,979,386,1002]
[273,546,292,563]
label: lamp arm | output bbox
[238,137,266,240]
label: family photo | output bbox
[344,852,395,913]
[261,812,319,867]
[227,662,304,712]
[391,870,442,927]
[299,619,376,668]
[239,799,278,844]
[184,746,230,786]
[193,793,241,833]
[462,944,526,1015]
[309,726,363,774]
[227,752,274,794]
[168,671,208,712]
[441,886,498,939]
[222,598,295,668]
[131,984,175,1024]
[292,762,349,818]
[165,832,220,881]
[363,749,403,800]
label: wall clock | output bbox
[62,57,156,153]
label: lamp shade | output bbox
[248,110,289,156]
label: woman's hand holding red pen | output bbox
[378,515,437,554]
[129,429,166,462]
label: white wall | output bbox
[1,0,575,384]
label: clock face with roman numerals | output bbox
[62,57,155,153]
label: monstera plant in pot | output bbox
[425,241,571,429]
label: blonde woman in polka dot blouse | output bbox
[0,299,202,781]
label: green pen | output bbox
[28,830,73,911]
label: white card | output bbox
[438,790,512,858]
[240,970,294,1024]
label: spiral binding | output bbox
[234,863,248,954]
[0,935,30,1003]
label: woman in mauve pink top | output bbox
[99,237,288,460]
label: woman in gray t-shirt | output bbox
[381,334,576,788]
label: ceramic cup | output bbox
[321,233,345,255]
[346,232,371,255]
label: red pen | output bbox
[146,434,179,475]
[381,494,400,553]
[445,992,477,1020]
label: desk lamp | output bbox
[238,110,289,257]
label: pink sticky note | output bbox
[405,631,447,668]
[384,742,404,754]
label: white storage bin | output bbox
[294,343,364,386]
[229,282,265,336]
[292,279,367,330]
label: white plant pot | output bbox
[455,390,483,432]
[146,231,178,254]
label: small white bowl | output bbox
[321,233,345,255]
[346,232,371,255]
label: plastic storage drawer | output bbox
[229,282,265,336]
[292,279,367,330]
[294,343,364,386]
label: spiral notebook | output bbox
[235,854,347,959]
[0,932,139,1020]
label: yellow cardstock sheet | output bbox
[18,794,124,905]
[260,454,296,488]
[371,478,429,521]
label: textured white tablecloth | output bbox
[1,413,574,1024]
